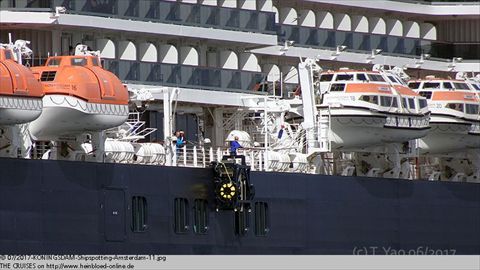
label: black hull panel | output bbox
[0,157,479,254]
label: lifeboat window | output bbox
[255,202,269,237]
[319,74,334,82]
[174,198,190,234]
[466,104,479,115]
[419,99,428,109]
[367,74,385,82]
[423,82,440,89]
[472,84,480,91]
[46,58,61,66]
[408,98,416,109]
[447,103,464,112]
[453,82,470,90]
[4,50,13,60]
[392,98,398,107]
[91,57,100,66]
[443,82,454,89]
[418,91,432,99]
[131,196,147,232]
[71,58,87,66]
[387,76,399,84]
[356,73,368,81]
[234,210,250,236]
[360,95,378,104]
[408,82,420,89]
[402,98,408,108]
[330,83,345,92]
[193,199,209,235]
[335,74,354,81]
[380,96,393,107]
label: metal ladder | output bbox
[318,106,331,152]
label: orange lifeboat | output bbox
[28,52,129,140]
[0,47,43,125]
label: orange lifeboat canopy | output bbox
[0,48,43,98]
[31,55,128,105]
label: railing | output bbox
[279,25,480,60]
[103,59,267,93]
[1,0,277,35]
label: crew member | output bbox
[229,136,242,156]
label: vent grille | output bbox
[40,71,56,81]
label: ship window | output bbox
[419,99,428,109]
[367,74,385,82]
[234,210,250,236]
[453,82,470,90]
[193,199,208,235]
[131,196,147,232]
[447,103,464,112]
[402,98,408,108]
[4,50,13,60]
[319,74,333,82]
[387,76,399,84]
[174,198,189,234]
[380,96,393,107]
[335,74,354,81]
[329,83,345,92]
[408,98,416,109]
[466,104,479,115]
[418,91,432,99]
[443,82,454,89]
[472,84,480,91]
[423,82,440,89]
[71,58,87,66]
[392,98,398,107]
[47,58,61,66]
[255,202,269,237]
[356,73,368,81]
[408,82,420,89]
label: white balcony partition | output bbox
[403,21,420,38]
[179,46,199,66]
[199,0,217,6]
[369,17,386,34]
[118,41,136,61]
[299,10,315,27]
[96,38,115,59]
[263,64,280,82]
[421,23,437,40]
[239,53,260,72]
[219,50,239,70]
[180,0,197,3]
[218,0,236,8]
[139,42,157,62]
[317,11,334,29]
[272,5,279,24]
[281,66,298,84]
[352,15,369,33]
[334,13,351,31]
[257,0,273,12]
[387,19,403,37]
[238,0,256,10]
[159,44,178,64]
[280,7,298,25]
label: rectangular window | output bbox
[174,198,189,234]
[319,74,333,82]
[329,83,345,92]
[380,96,393,107]
[419,91,432,99]
[453,82,470,90]
[234,210,250,236]
[408,82,420,89]
[193,199,208,235]
[335,74,354,81]
[408,98,416,109]
[255,202,269,237]
[131,196,147,232]
[443,82,454,89]
[356,73,368,81]
[423,82,440,89]
[419,99,428,109]
[71,58,87,66]
[367,74,385,82]
[466,104,479,115]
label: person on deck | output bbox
[229,136,242,156]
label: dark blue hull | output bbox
[0,157,479,254]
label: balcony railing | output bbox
[103,59,267,93]
[279,25,480,59]
[2,0,277,35]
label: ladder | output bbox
[318,106,331,152]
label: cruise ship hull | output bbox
[0,157,478,254]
